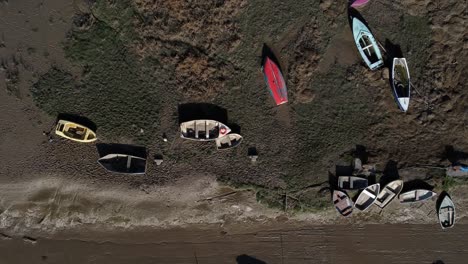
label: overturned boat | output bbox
[338,176,368,190]
[399,189,437,203]
[355,183,380,211]
[391,58,411,112]
[98,154,146,174]
[262,56,288,105]
[180,120,231,141]
[55,120,97,143]
[333,190,353,217]
[351,16,383,70]
[438,193,455,229]
[215,133,243,150]
[375,180,404,209]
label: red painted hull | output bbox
[262,57,288,105]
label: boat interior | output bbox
[394,65,410,97]
[440,206,455,227]
[183,121,219,139]
[359,35,379,63]
[64,125,87,140]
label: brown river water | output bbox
[0,224,466,264]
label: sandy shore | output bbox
[1,223,466,263]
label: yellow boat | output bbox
[55,120,97,143]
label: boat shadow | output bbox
[440,145,468,165]
[96,143,147,159]
[178,103,228,124]
[347,7,370,30]
[380,160,400,186]
[436,191,449,210]
[261,44,283,73]
[236,254,267,264]
[401,179,434,193]
[56,113,97,132]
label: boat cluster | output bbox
[332,159,456,229]
[43,0,460,230]
[52,117,244,175]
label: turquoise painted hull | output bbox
[352,17,383,70]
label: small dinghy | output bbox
[375,180,404,209]
[338,176,368,190]
[399,189,437,203]
[180,120,231,141]
[262,56,288,105]
[391,58,411,112]
[98,154,146,175]
[55,120,97,143]
[215,133,243,150]
[351,16,383,70]
[438,193,455,229]
[354,183,380,211]
[350,0,371,8]
[333,190,353,217]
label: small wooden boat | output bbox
[350,0,370,8]
[180,120,231,141]
[399,189,437,203]
[338,176,368,190]
[375,180,404,209]
[355,183,380,211]
[438,194,455,229]
[333,190,353,217]
[55,120,97,143]
[351,16,383,70]
[98,154,146,174]
[215,133,243,150]
[391,58,411,112]
[262,56,288,105]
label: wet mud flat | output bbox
[0,224,466,264]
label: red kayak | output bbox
[262,57,288,105]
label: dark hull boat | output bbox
[98,154,146,175]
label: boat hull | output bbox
[262,57,288,105]
[333,190,353,217]
[98,154,146,175]
[375,180,404,209]
[391,58,411,112]
[215,133,243,150]
[352,17,383,70]
[438,194,455,229]
[180,120,231,141]
[55,120,97,143]
[355,183,380,211]
[399,190,437,203]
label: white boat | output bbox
[391,58,411,112]
[215,133,243,150]
[438,194,455,229]
[351,16,384,70]
[98,154,146,175]
[338,176,368,190]
[399,189,437,203]
[375,180,404,209]
[354,183,380,211]
[333,190,353,217]
[180,120,231,141]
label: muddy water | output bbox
[0,224,465,264]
